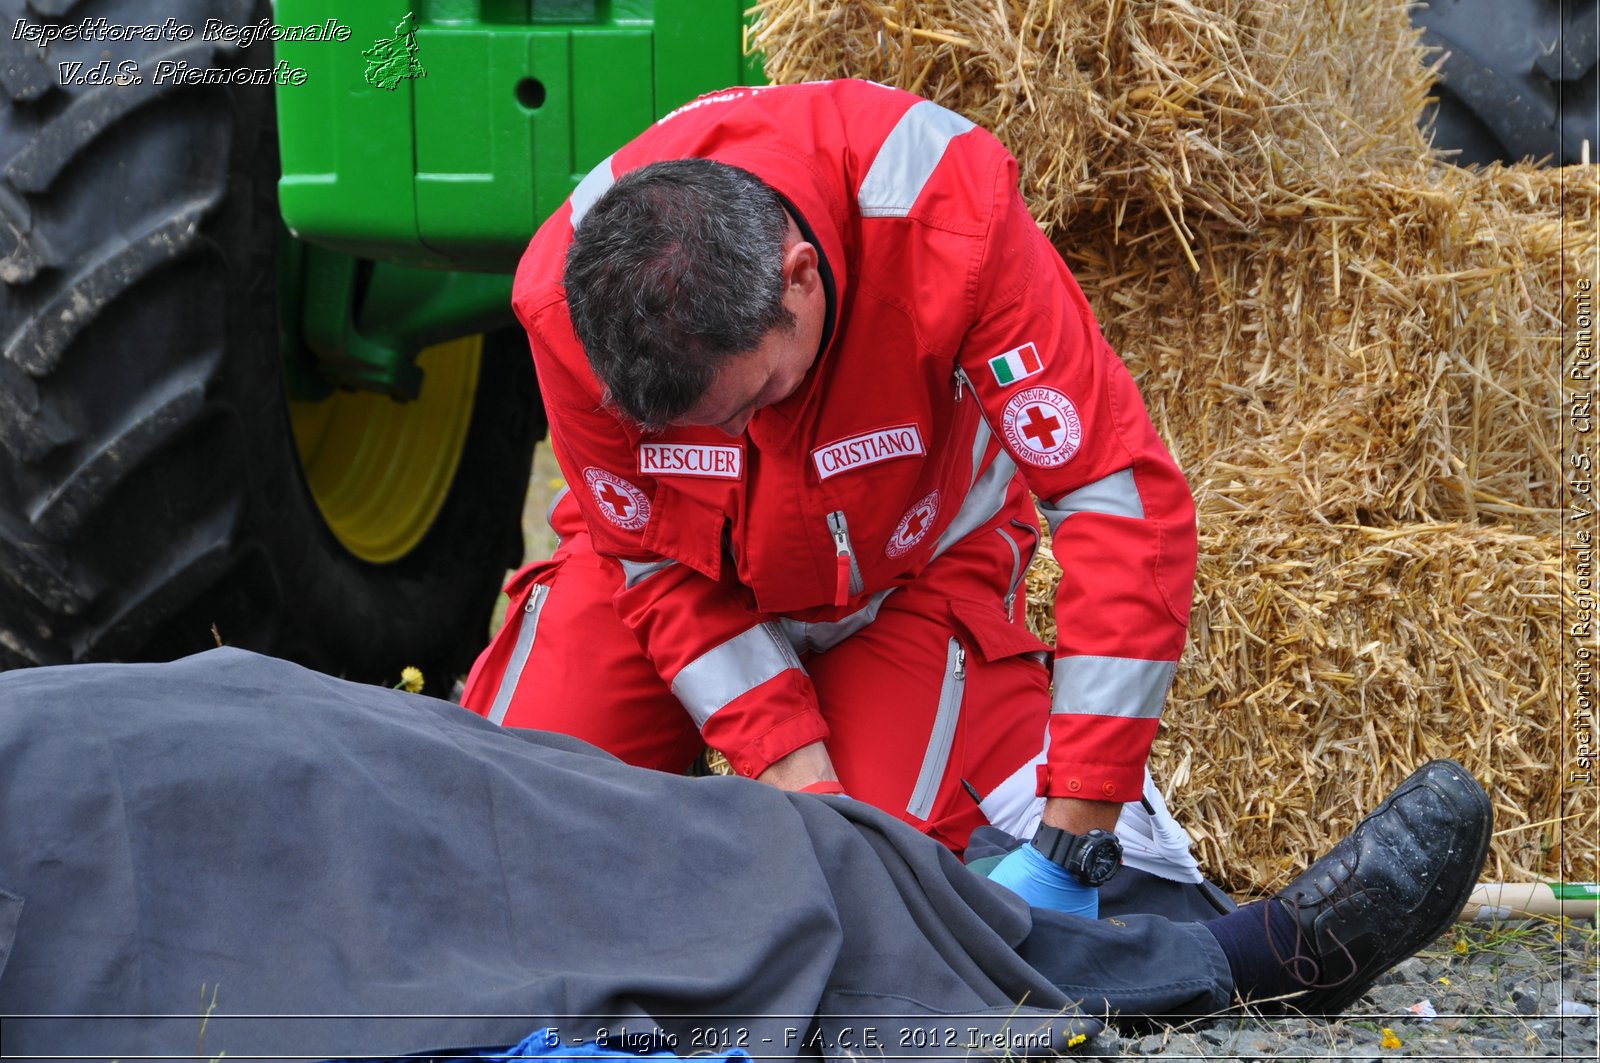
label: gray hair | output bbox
[563,158,794,429]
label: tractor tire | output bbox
[1413,0,1599,166]
[0,0,540,688]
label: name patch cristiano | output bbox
[811,424,927,481]
[637,442,743,480]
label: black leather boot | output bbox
[1270,759,1493,1015]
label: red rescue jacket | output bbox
[512,80,1197,800]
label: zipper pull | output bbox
[954,645,966,680]
[830,522,852,607]
[954,368,965,402]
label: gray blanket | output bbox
[0,649,1098,1061]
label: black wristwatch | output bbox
[1031,826,1123,887]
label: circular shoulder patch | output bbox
[1001,386,1083,468]
[886,490,941,559]
[583,467,651,532]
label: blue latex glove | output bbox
[985,840,1100,918]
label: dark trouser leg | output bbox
[1015,909,1235,1020]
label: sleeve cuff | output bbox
[1037,712,1156,800]
[702,670,831,779]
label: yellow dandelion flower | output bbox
[397,666,425,693]
[1380,1028,1402,1050]
[1438,975,1452,986]
[1454,936,1470,955]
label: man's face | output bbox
[669,220,825,437]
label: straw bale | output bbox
[1029,163,1597,892]
[1026,511,1592,894]
[752,0,1596,892]
[1066,163,1598,533]
[751,0,1436,237]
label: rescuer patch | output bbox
[1001,387,1082,468]
[886,490,941,558]
[583,467,651,531]
[637,442,743,480]
[811,424,927,481]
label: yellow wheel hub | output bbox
[290,336,482,564]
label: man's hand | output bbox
[985,843,1099,917]
[755,740,840,791]
[982,797,1124,918]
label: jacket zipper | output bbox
[486,584,550,726]
[1001,519,1040,617]
[826,510,864,606]
[996,527,1022,616]
[954,366,969,402]
[908,638,966,820]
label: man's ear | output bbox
[784,240,820,298]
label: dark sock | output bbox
[1200,897,1306,1001]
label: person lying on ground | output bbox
[0,649,1491,1061]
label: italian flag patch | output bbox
[988,342,1043,386]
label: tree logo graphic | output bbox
[363,12,427,90]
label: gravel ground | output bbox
[1070,917,1598,1061]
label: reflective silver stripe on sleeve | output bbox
[569,154,616,228]
[1039,468,1145,536]
[931,449,1016,559]
[487,584,551,726]
[856,100,977,218]
[619,557,677,590]
[672,622,808,729]
[1051,655,1176,719]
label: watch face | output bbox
[1079,841,1121,886]
[1034,827,1122,885]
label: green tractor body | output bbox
[276,0,758,272]
[279,1,762,399]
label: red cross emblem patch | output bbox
[1001,386,1082,468]
[886,490,941,559]
[582,467,651,531]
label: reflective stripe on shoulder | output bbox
[932,445,1015,559]
[857,100,977,218]
[569,154,616,228]
[1039,468,1145,536]
[1051,655,1176,719]
[545,484,571,528]
[672,622,807,728]
[487,584,552,726]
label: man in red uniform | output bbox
[464,80,1205,917]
